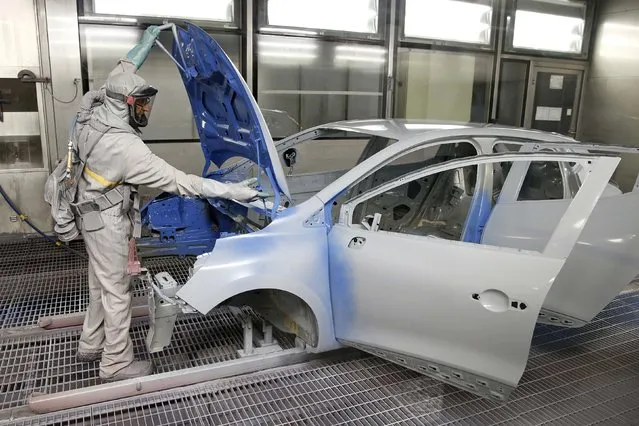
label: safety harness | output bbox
[71,120,140,238]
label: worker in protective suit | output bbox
[73,26,263,382]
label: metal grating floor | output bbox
[0,237,195,329]
[0,308,296,413]
[2,237,639,425]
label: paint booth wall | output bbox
[579,0,639,190]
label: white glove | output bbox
[201,178,262,202]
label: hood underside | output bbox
[173,23,290,200]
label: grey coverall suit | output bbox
[75,59,257,379]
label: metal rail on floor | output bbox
[36,296,149,331]
[27,348,311,414]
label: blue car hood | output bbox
[173,23,290,200]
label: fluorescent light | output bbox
[92,0,233,22]
[267,0,378,33]
[513,10,584,53]
[404,0,492,45]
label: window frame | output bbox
[322,137,481,221]
[337,152,613,252]
[502,0,595,59]
[348,163,479,241]
[491,140,581,203]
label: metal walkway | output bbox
[1,236,639,425]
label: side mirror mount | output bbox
[361,213,382,232]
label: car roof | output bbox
[315,119,576,144]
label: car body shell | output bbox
[142,24,639,402]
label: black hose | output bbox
[0,185,88,260]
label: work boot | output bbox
[76,349,103,363]
[100,360,154,382]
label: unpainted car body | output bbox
[140,23,639,401]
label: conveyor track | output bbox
[1,236,639,425]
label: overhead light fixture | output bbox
[91,0,233,22]
[266,0,378,33]
[404,0,492,45]
[513,10,584,53]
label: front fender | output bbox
[175,204,339,352]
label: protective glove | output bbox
[126,25,162,69]
[201,178,270,202]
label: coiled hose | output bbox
[0,185,88,259]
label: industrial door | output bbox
[525,68,583,136]
[328,152,619,401]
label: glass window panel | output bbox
[265,0,379,34]
[0,78,38,113]
[0,78,43,169]
[91,0,234,22]
[1,0,39,68]
[0,137,43,169]
[404,0,493,45]
[81,24,240,141]
[257,35,385,139]
[395,49,492,122]
[511,0,587,54]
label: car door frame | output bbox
[484,141,639,326]
[327,151,620,401]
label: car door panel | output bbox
[485,142,639,326]
[329,224,564,400]
[328,153,619,401]
[483,192,639,326]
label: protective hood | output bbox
[94,72,149,134]
[173,23,290,200]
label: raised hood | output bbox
[173,23,290,200]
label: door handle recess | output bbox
[348,237,366,249]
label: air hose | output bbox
[0,185,88,260]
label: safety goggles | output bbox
[106,86,158,128]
